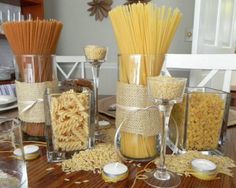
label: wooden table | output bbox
[1,108,236,188]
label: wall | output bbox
[0,39,13,67]
[0,2,20,68]
[44,0,195,94]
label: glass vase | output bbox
[44,80,94,162]
[0,119,28,187]
[116,54,164,161]
[168,87,230,155]
[14,55,57,140]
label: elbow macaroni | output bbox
[171,92,225,151]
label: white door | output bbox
[190,0,236,89]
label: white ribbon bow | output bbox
[18,99,44,115]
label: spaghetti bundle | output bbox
[3,20,63,82]
[109,3,182,79]
[109,3,182,159]
[2,19,63,55]
[2,20,63,137]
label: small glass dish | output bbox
[168,87,230,155]
[44,81,94,162]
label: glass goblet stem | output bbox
[155,104,173,180]
[91,63,101,129]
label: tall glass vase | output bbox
[116,54,165,161]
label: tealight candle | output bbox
[102,162,128,183]
[98,120,110,127]
[14,145,40,160]
[191,159,217,180]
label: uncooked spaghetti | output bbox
[2,19,63,137]
[109,3,182,159]
[2,19,63,55]
[109,3,182,71]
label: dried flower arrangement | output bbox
[87,0,113,21]
[124,0,151,5]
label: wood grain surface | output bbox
[1,103,236,188]
[26,127,236,188]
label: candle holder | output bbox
[144,76,186,188]
[89,59,105,132]
[84,45,107,138]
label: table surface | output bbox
[1,107,236,188]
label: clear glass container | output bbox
[116,54,165,161]
[0,119,28,187]
[44,80,94,162]
[14,55,57,140]
[168,87,230,154]
[14,55,56,83]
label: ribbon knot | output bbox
[18,99,44,114]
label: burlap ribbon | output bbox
[116,82,160,136]
[16,80,57,123]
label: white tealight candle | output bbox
[103,162,128,176]
[14,145,40,160]
[191,159,217,180]
[191,159,216,173]
[98,120,110,127]
[102,162,128,182]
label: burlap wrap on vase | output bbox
[116,82,160,136]
[16,80,57,123]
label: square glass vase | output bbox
[168,87,230,155]
[44,81,94,162]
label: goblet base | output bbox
[94,131,105,141]
[144,168,181,188]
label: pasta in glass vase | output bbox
[44,80,94,162]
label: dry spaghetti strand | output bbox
[2,20,63,137]
[109,3,182,159]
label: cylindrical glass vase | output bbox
[0,119,28,187]
[14,55,57,139]
[116,54,164,161]
[14,55,56,83]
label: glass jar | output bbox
[0,119,28,187]
[168,87,230,154]
[116,54,165,161]
[14,55,56,83]
[14,55,57,140]
[44,80,94,162]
